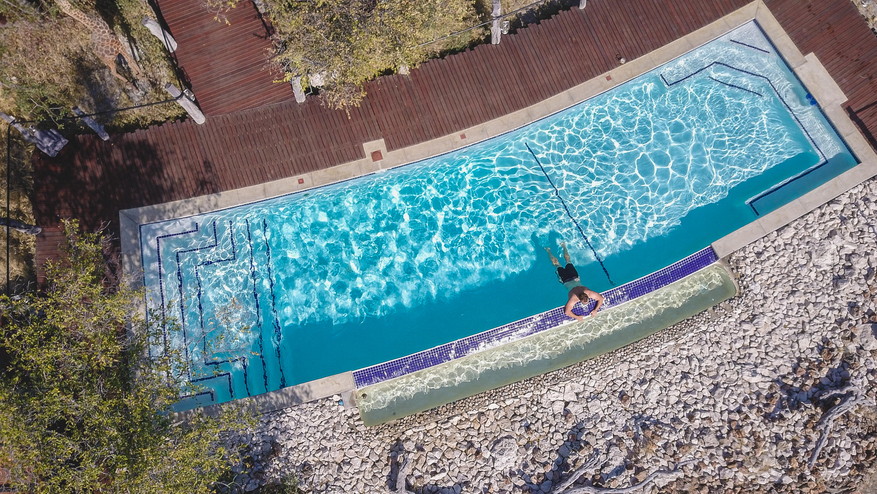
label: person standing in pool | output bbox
[545,241,604,321]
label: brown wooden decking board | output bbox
[407,67,438,138]
[470,48,502,120]
[31,0,877,282]
[419,61,452,137]
[450,56,478,127]
[156,0,293,116]
[562,11,601,77]
[474,51,500,118]
[414,63,447,139]
[491,41,524,109]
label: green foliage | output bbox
[0,220,252,493]
[0,0,43,24]
[0,128,37,293]
[257,474,304,494]
[267,0,483,110]
[0,15,92,123]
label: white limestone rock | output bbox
[490,436,518,471]
[857,324,877,352]
[812,243,839,270]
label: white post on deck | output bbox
[579,0,586,9]
[164,83,206,124]
[142,17,177,53]
[0,112,68,157]
[72,107,110,141]
[291,76,306,103]
[491,0,502,44]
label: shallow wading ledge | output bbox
[356,264,737,426]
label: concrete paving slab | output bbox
[838,160,877,190]
[261,174,314,199]
[687,18,733,49]
[498,108,536,133]
[536,90,576,118]
[845,131,877,164]
[480,116,515,140]
[712,220,767,258]
[797,176,847,211]
[566,75,614,103]
[822,104,864,140]
[362,138,387,162]
[608,54,654,85]
[119,210,142,278]
[310,160,362,187]
[724,1,758,29]
[466,124,492,144]
[795,53,848,106]
[647,36,694,68]
[757,198,807,234]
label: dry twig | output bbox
[388,454,415,494]
[808,375,876,470]
[551,447,699,494]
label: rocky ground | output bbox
[236,177,877,493]
[854,0,877,31]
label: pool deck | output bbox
[151,0,294,116]
[31,0,877,283]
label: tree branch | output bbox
[554,448,603,493]
[388,454,414,494]
[558,459,699,494]
[808,376,876,470]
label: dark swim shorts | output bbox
[556,263,579,283]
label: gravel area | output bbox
[854,0,877,31]
[234,177,877,493]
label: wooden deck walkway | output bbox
[156,0,294,115]
[32,0,877,281]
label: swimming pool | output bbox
[140,21,857,410]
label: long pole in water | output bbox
[524,142,614,286]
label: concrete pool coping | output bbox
[133,0,877,418]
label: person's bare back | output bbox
[565,285,603,321]
[546,242,604,321]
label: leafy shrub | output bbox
[258,475,305,494]
[0,220,252,493]
[267,0,483,111]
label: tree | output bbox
[267,0,482,110]
[0,220,252,493]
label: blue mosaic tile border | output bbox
[352,246,719,388]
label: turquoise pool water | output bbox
[140,22,857,410]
